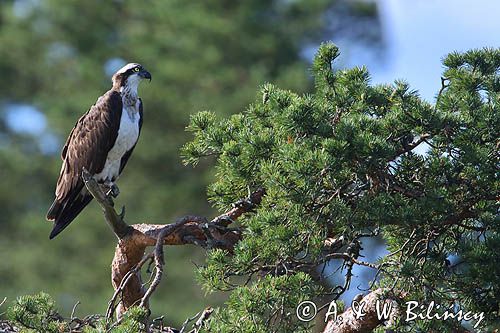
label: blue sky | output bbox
[361,0,500,101]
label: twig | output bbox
[139,219,191,309]
[139,239,164,309]
[179,311,202,333]
[391,133,431,160]
[386,229,416,258]
[435,76,449,108]
[0,297,6,317]
[106,253,154,321]
[211,188,266,227]
[324,253,379,270]
[190,307,214,333]
[70,301,80,321]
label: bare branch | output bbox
[179,311,202,333]
[82,169,132,239]
[391,133,431,160]
[435,76,450,108]
[191,307,214,333]
[70,301,80,321]
[324,253,379,270]
[85,186,267,320]
[0,297,6,317]
[212,188,266,227]
[139,218,192,309]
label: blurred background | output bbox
[0,0,499,327]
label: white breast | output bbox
[95,103,140,182]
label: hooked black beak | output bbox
[139,70,152,82]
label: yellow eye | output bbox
[134,67,140,72]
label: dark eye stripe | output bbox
[126,67,140,74]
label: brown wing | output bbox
[46,90,123,239]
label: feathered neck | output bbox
[112,72,140,107]
[120,84,138,107]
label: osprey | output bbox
[46,63,151,239]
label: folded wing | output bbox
[46,90,122,239]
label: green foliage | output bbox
[7,292,65,333]
[208,273,316,333]
[83,307,149,333]
[6,294,162,333]
[183,44,500,331]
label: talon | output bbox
[119,206,126,219]
[110,184,120,198]
[103,181,120,198]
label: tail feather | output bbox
[48,194,93,239]
[46,200,62,221]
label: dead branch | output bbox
[82,173,265,321]
[177,307,214,333]
[70,301,80,321]
[139,222,189,309]
[323,253,379,270]
[191,307,214,333]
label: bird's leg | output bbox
[103,180,120,198]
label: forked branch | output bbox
[82,172,265,323]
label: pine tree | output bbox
[181,43,500,332]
